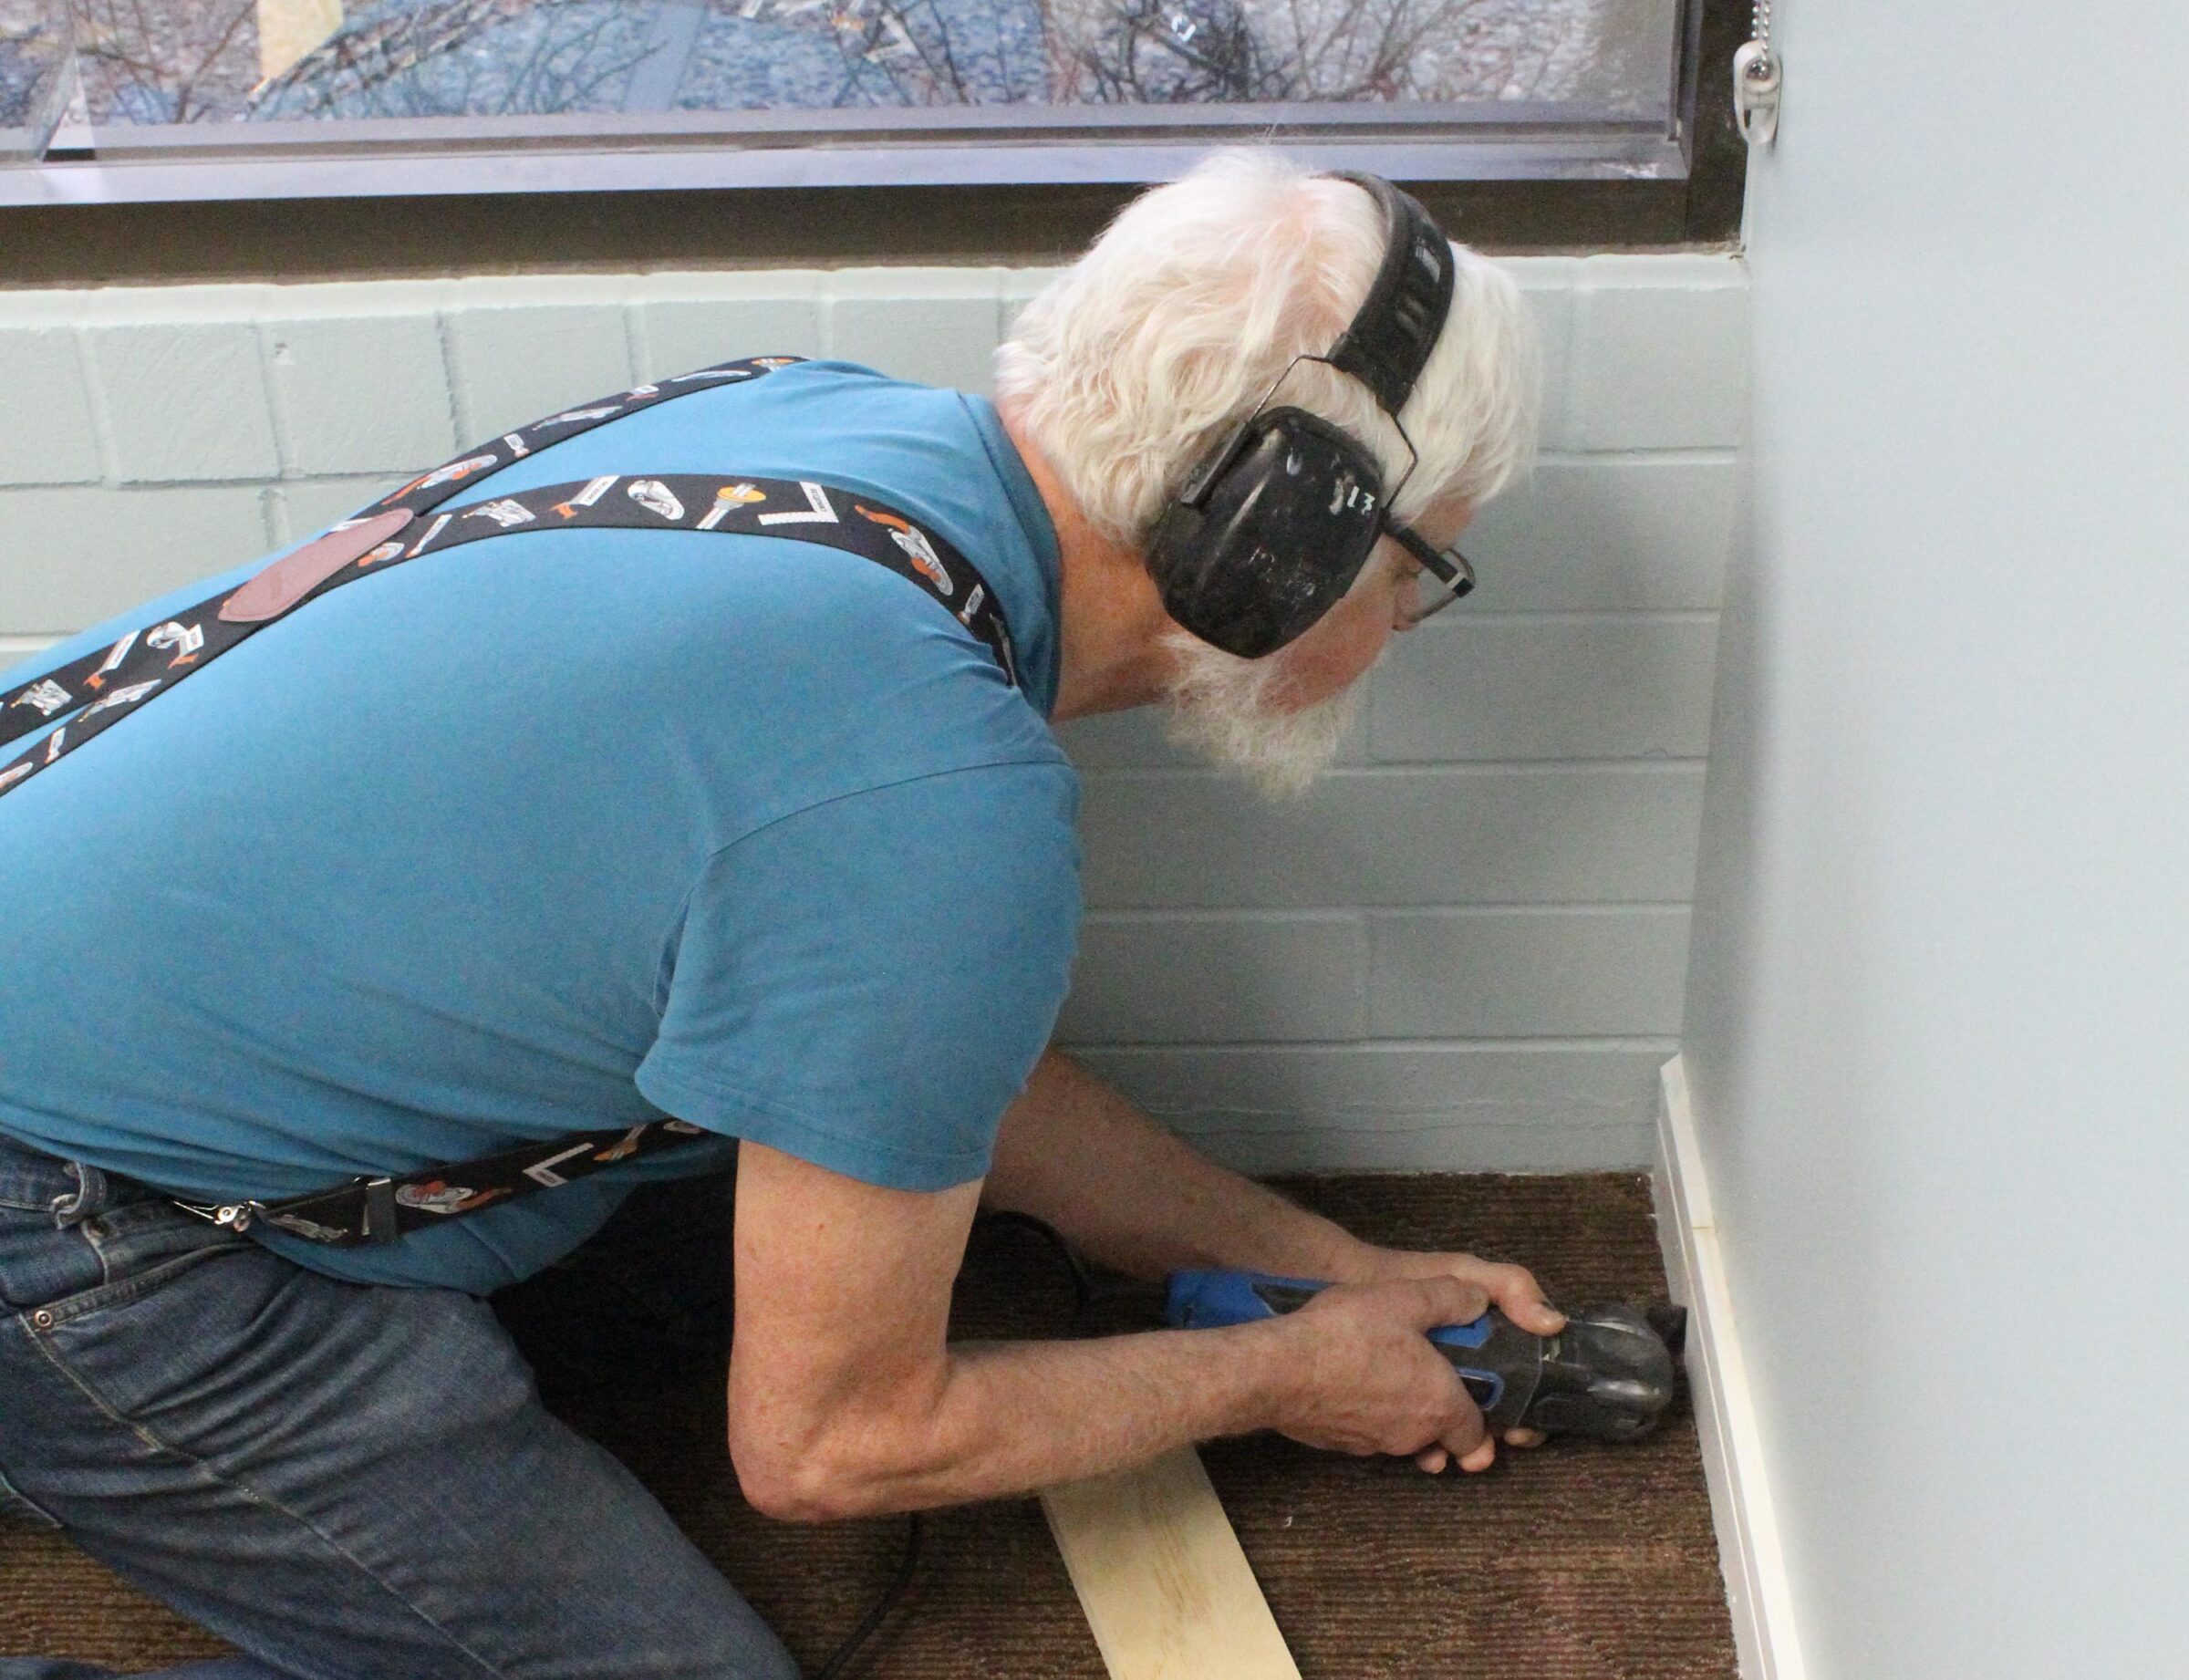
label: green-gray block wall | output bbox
[0,255,1748,1173]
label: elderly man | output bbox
[0,151,1546,1679]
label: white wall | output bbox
[0,255,1746,1174]
[1682,4,2189,1675]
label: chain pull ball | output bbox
[1734,0,1781,147]
[1734,41,1782,145]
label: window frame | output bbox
[13,1,1700,197]
[0,0,1748,278]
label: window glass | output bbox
[58,0,1677,125]
[0,0,71,154]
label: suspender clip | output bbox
[173,1199,260,1234]
[359,1177,401,1245]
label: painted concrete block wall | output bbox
[0,254,1746,1173]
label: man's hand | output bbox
[1322,1246,1566,1471]
[1340,1245,1565,1333]
[1264,1276,1493,1470]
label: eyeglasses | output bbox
[1383,518,1478,629]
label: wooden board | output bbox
[257,0,342,81]
[1040,1447,1303,1680]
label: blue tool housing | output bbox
[1163,1268,1507,1414]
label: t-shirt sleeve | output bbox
[635,759,1082,1190]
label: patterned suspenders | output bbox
[1,355,1020,805]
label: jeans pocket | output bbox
[29,1237,250,1333]
[0,1462,61,1530]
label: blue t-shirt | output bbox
[0,361,1082,1293]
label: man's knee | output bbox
[680,1610,799,1680]
[731,1637,801,1680]
[620,1575,798,1680]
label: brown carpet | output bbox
[0,1173,1735,1678]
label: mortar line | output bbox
[70,321,119,485]
[434,308,471,445]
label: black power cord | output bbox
[804,1210,1091,1679]
[811,1510,925,1680]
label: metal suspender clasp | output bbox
[174,1181,394,1244]
[173,1198,261,1234]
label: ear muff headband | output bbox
[1146,173,1457,660]
[1323,171,1458,417]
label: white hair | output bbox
[993,147,1541,549]
[1157,626,1365,797]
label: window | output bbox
[7,0,1702,194]
[0,0,70,158]
[0,1,1746,282]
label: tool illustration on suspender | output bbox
[857,504,952,593]
[8,679,71,718]
[0,354,1022,1247]
[147,620,205,667]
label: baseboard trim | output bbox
[1653,1054,1806,1680]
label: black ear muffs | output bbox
[1141,171,1456,661]
[1146,409,1387,660]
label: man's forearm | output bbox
[750,1322,1291,1520]
[982,1050,1375,1281]
[726,1126,1514,1526]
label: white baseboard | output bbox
[1653,1054,1806,1680]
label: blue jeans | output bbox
[0,1132,794,1680]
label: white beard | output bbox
[1157,627,1364,798]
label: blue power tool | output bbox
[1164,1270,1686,1443]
